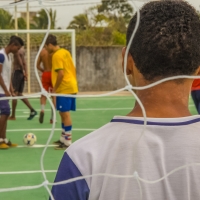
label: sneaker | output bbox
[6,140,18,147]
[50,119,57,124]
[53,140,63,145]
[0,142,9,149]
[54,143,69,150]
[27,111,37,120]
[39,111,44,123]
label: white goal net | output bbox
[1,0,200,200]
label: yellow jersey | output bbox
[52,48,78,94]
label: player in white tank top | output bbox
[0,48,12,94]
[50,1,200,200]
[0,36,24,149]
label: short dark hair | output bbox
[9,36,24,46]
[45,34,57,46]
[127,0,200,81]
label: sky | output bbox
[0,0,199,29]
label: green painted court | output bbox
[0,95,198,200]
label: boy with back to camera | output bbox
[51,1,200,199]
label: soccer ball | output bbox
[23,133,37,146]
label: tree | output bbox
[17,17,26,29]
[67,0,133,46]
[68,14,90,31]
[31,8,57,29]
[97,0,133,24]
[0,9,14,29]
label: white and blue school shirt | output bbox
[51,115,200,200]
[0,48,12,94]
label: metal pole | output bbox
[26,1,31,93]
[14,0,18,32]
[71,30,76,66]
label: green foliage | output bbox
[68,0,133,46]
[112,31,126,45]
[0,8,57,30]
[97,0,133,23]
[68,14,90,30]
[76,27,126,46]
[0,9,14,29]
[17,17,26,29]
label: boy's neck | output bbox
[53,46,60,53]
[128,81,192,118]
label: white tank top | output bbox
[0,48,12,94]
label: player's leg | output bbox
[18,73,37,120]
[44,71,55,124]
[50,96,56,124]
[20,93,37,120]
[39,72,46,123]
[9,70,19,120]
[39,95,46,123]
[53,96,65,145]
[54,96,76,149]
[0,115,9,149]
[194,90,200,114]
[191,90,199,113]
[40,71,56,124]
[55,111,72,149]
[9,92,18,120]
[0,115,17,149]
[0,96,17,149]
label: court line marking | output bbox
[28,97,134,101]
[7,128,96,132]
[0,170,57,175]
[16,115,39,118]
[18,96,194,101]
[16,104,195,113]
[17,144,57,148]
[19,107,133,113]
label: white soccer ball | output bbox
[23,133,37,146]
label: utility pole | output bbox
[26,1,31,93]
[14,0,18,32]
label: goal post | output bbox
[0,29,76,94]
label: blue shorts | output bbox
[56,96,76,112]
[0,94,10,116]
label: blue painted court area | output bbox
[0,95,198,200]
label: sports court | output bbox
[0,93,197,200]
[0,0,199,199]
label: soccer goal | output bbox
[0,29,76,94]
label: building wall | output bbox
[76,46,127,91]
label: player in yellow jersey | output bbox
[45,34,78,150]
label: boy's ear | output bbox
[197,66,200,75]
[122,47,134,75]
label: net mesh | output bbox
[0,0,200,200]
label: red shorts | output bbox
[42,71,52,92]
